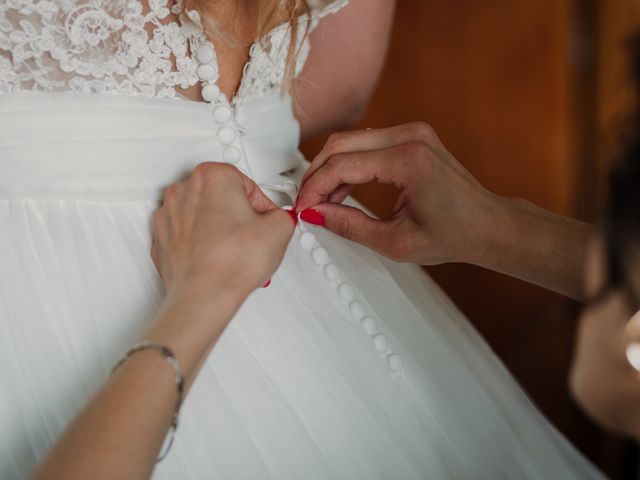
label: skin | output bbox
[32,163,294,480]
[296,122,593,300]
[296,121,640,435]
[31,2,396,476]
[570,241,640,437]
[174,0,396,139]
[294,0,397,139]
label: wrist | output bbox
[164,273,251,314]
[458,190,513,267]
[145,281,247,381]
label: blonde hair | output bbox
[184,0,311,89]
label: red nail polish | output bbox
[287,209,298,225]
[262,278,272,288]
[300,208,325,227]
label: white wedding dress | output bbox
[0,1,603,478]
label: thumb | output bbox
[262,208,296,248]
[252,209,296,286]
[241,175,278,214]
[311,203,396,254]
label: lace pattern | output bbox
[234,0,348,105]
[0,0,348,104]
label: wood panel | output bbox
[593,0,640,210]
[301,0,630,476]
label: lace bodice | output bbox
[0,0,347,105]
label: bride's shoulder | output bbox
[293,0,396,138]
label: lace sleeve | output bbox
[308,0,349,21]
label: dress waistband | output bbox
[0,92,303,201]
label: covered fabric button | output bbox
[323,263,340,282]
[217,126,237,145]
[197,63,217,81]
[337,283,354,301]
[196,44,215,63]
[349,300,366,320]
[311,247,329,266]
[299,232,316,250]
[387,354,403,372]
[361,317,378,335]
[372,334,388,353]
[223,146,241,164]
[213,105,232,123]
[201,84,220,102]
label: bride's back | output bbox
[0,0,394,138]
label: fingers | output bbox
[239,172,279,214]
[150,236,160,270]
[263,208,296,246]
[327,184,356,205]
[254,208,296,285]
[302,122,445,184]
[297,144,419,211]
[190,162,278,214]
[310,203,406,259]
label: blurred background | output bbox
[302,0,640,477]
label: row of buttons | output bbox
[195,42,221,102]
[193,40,401,373]
[298,228,404,374]
[194,41,246,172]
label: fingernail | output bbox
[262,278,272,288]
[300,208,325,227]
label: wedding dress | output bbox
[0,1,603,478]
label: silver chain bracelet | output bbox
[112,340,185,462]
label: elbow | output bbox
[334,88,373,130]
[298,86,374,140]
[339,101,368,130]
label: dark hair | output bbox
[602,34,640,309]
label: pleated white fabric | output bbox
[0,92,603,479]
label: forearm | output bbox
[472,195,594,300]
[32,284,245,480]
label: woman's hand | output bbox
[33,163,295,480]
[296,122,592,299]
[152,162,294,303]
[149,161,296,369]
[297,122,498,265]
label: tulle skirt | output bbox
[0,92,602,479]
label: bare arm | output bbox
[32,289,243,480]
[32,164,294,480]
[293,0,396,140]
[477,196,592,300]
[296,123,593,300]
